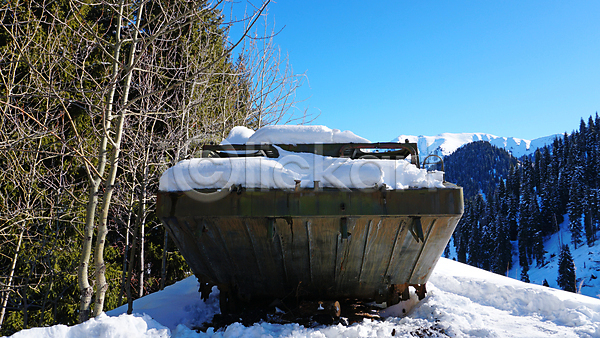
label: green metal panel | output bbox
[157,185,463,218]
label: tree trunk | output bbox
[0,227,24,329]
[127,194,143,314]
[92,104,128,316]
[118,191,135,307]
[78,177,104,322]
[160,230,168,290]
[77,0,125,322]
[138,179,146,299]
[92,1,143,317]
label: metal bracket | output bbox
[409,217,424,243]
[422,154,444,172]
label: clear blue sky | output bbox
[230,1,600,142]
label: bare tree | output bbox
[0,1,86,329]
[233,10,311,127]
[1,0,309,331]
[65,0,278,320]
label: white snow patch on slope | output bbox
[394,133,560,158]
[506,215,600,300]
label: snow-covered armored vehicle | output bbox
[156,126,463,314]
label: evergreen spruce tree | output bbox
[581,117,598,246]
[539,155,559,236]
[595,125,600,238]
[584,207,594,247]
[590,122,600,244]
[530,195,546,267]
[568,167,584,248]
[520,264,530,283]
[517,223,529,271]
[585,116,596,181]
[557,133,572,216]
[518,158,535,265]
[454,202,472,264]
[507,165,520,240]
[491,181,512,275]
[579,118,587,155]
[534,149,543,193]
[548,138,566,226]
[492,214,512,275]
[456,230,468,264]
[467,195,485,268]
[556,244,576,292]
[475,196,494,271]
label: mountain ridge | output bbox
[393,132,561,158]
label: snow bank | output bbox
[9,313,169,338]
[9,258,600,338]
[162,125,443,192]
[428,259,600,337]
[108,277,219,331]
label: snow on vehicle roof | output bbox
[159,151,443,192]
[221,126,255,144]
[221,125,370,145]
[160,125,443,192]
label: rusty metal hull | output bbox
[157,185,463,303]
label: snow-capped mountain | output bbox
[393,133,561,158]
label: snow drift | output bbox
[9,258,600,338]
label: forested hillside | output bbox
[0,0,301,335]
[444,141,518,199]
[446,115,600,291]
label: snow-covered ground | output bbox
[8,258,600,338]
[394,133,560,158]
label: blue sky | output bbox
[230,1,600,142]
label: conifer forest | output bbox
[445,115,600,293]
